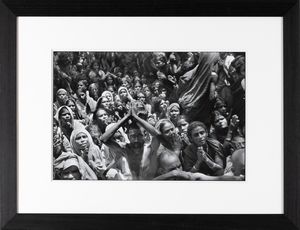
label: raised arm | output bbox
[131,104,161,137]
[100,110,131,143]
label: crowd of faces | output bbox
[53,52,245,180]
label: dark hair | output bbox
[211,110,225,126]
[90,60,100,70]
[187,121,208,141]
[66,98,82,119]
[77,80,88,91]
[127,122,141,133]
[58,106,70,120]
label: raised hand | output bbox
[229,115,240,131]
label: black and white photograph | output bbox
[53,52,245,181]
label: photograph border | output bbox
[0,0,299,229]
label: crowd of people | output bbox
[53,52,245,180]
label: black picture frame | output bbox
[0,0,299,229]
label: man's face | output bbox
[161,122,176,143]
[128,128,144,148]
[190,126,207,147]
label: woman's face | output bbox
[60,108,72,127]
[96,109,108,124]
[144,88,151,97]
[217,104,227,116]
[155,57,165,69]
[191,126,207,147]
[78,91,86,102]
[106,76,114,85]
[101,97,110,110]
[119,89,128,100]
[133,70,140,78]
[61,166,81,180]
[67,101,76,112]
[75,132,89,150]
[89,84,99,98]
[57,91,67,104]
[104,92,112,102]
[137,93,146,103]
[121,80,129,88]
[177,118,189,134]
[159,88,167,100]
[92,62,99,71]
[77,81,86,91]
[214,115,228,129]
[159,100,168,111]
[169,107,180,120]
[134,83,142,92]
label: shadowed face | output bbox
[190,126,207,147]
[177,118,189,134]
[59,108,72,127]
[161,122,176,143]
[119,89,128,100]
[66,101,76,112]
[128,128,144,149]
[61,165,81,180]
[214,115,228,129]
[96,109,108,124]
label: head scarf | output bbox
[53,151,97,180]
[54,105,74,128]
[118,87,134,102]
[70,127,106,177]
[56,88,67,98]
[167,103,180,118]
[101,90,114,102]
[70,128,95,156]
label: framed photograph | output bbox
[1,0,299,229]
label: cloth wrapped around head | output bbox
[118,86,134,102]
[53,151,97,180]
